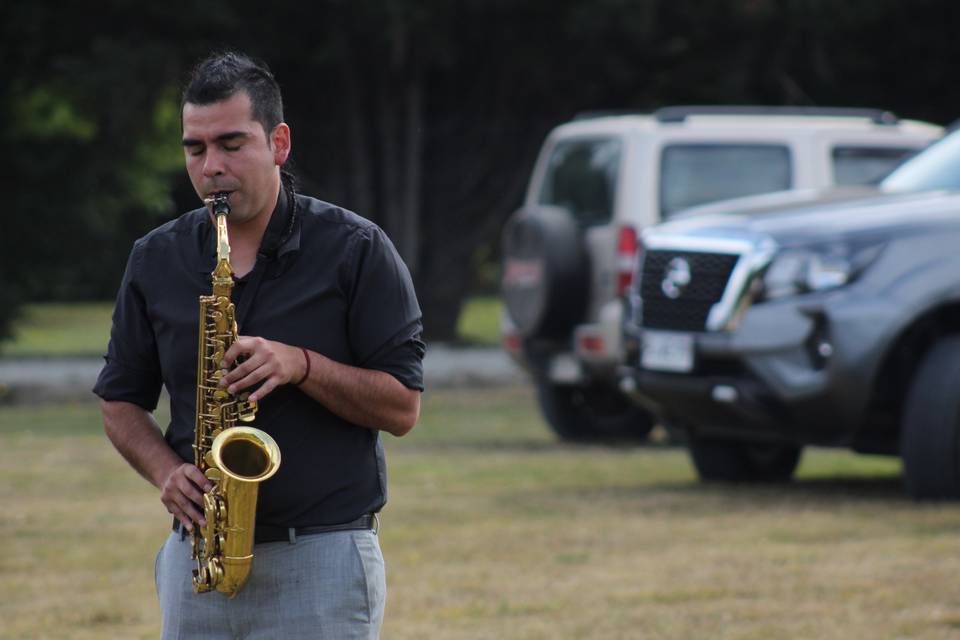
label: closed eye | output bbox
[216,132,249,152]
[183,140,204,156]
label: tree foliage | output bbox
[2,0,960,345]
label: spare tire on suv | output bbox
[501,205,589,340]
[503,205,655,441]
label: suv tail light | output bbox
[616,225,640,297]
[576,330,606,355]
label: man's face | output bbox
[181,91,290,225]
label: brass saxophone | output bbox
[191,192,281,598]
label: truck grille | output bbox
[639,250,740,331]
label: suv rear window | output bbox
[832,146,916,185]
[660,144,791,218]
[538,138,622,226]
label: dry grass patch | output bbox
[2,386,960,639]
[1,404,168,639]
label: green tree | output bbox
[3,0,960,347]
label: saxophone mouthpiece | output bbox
[204,192,231,216]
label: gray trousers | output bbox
[155,529,385,639]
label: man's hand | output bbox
[220,336,306,402]
[220,337,420,436]
[161,463,213,533]
[101,400,218,532]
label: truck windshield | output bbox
[882,130,960,193]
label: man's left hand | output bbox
[220,336,306,402]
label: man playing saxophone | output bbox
[94,51,423,639]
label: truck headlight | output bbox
[762,242,884,300]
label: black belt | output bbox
[172,513,378,544]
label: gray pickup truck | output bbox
[621,125,960,498]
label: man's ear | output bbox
[272,123,291,166]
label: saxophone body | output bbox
[192,192,281,598]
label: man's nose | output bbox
[202,148,225,177]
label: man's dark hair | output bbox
[181,51,284,136]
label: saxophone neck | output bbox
[203,192,233,270]
[212,218,234,296]
[216,213,231,264]
[209,194,234,293]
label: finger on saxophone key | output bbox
[181,465,212,528]
[184,463,214,493]
[162,463,205,530]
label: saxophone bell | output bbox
[194,426,281,597]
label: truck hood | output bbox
[647,188,960,249]
[668,185,878,220]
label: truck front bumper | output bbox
[620,292,899,447]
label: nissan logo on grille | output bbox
[641,250,739,330]
[661,257,692,299]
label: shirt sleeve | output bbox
[92,241,164,410]
[345,225,425,391]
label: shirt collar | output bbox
[196,186,301,273]
[259,184,294,259]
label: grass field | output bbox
[3,386,960,639]
[456,296,502,347]
[0,297,504,357]
[2,303,115,358]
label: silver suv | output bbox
[500,106,942,441]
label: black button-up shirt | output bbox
[93,191,424,526]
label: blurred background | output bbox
[3,0,960,348]
[8,3,960,638]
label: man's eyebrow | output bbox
[181,131,250,146]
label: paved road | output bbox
[0,344,528,404]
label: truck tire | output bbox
[536,381,655,442]
[901,336,960,499]
[501,205,589,340]
[688,436,802,482]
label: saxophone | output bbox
[191,192,281,598]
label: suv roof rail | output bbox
[654,105,899,125]
[572,109,649,121]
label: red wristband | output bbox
[293,347,311,386]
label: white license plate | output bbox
[641,331,694,373]
[548,353,582,384]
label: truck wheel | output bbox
[688,436,802,482]
[535,381,655,442]
[901,336,960,499]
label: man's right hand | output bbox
[160,462,214,532]
[101,400,216,532]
